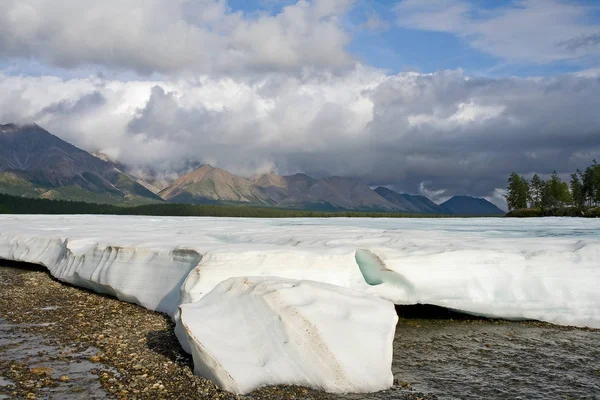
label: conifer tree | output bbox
[530,174,544,208]
[570,171,585,209]
[506,173,529,210]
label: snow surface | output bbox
[1,214,599,329]
[180,277,397,394]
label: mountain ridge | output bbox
[0,123,504,215]
[441,195,505,215]
[158,164,273,205]
[374,186,451,214]
[0,123,162,204]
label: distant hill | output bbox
[159,164,273,205]
[374,187,451,214]
[256,174,399,211]
[163,168,403,211]
[0,123,162,204]
[440,195,505,216]
[254,173,340,210]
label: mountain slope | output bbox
[253,173,400,211]
[159,165,273,205]
[0,123,162,204]
[440,195,505,216]
[308,177,398,211]
[92,152,175,194]
[374,187,451,214]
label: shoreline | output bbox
[0,263,431,400]
[3,261,599,399]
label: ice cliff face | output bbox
[1,215,599,327]
[0,233,200,315]
[1,215,599,393]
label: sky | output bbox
[1,0,600,208]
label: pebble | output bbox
[0,264,437,400]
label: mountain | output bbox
[1,123,505,215]
[164,168,400,211]
[251,173,400,211]
[92,153,178,194]
[305,176,399,211]
[159,164,273,205]
[440,196,505,216]
[164,168,485,214]
[374,187,451,214]
[0,123,162,204]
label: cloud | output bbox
[359,12,390,32]
[559,32,600,52]
[0,0,354,75]
[395,0,600,64]
[1,66,599,203]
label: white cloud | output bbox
[1,66,599,198]
[419,181,448,204]
[395,0,600,64]
[2,0,598,203]
[0,0,353,75]
[359,12,390,32]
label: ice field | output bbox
[1,215,599,393]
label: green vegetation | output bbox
[112,173,163,200]
[505,208,594,218]
[506,173,530,210]
[505,160,600,217]
[0,192,481,218]
[0,175,163,206]
[0,172,41,197]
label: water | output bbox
[392,318,599,399]
[334,316,600,400]
[0,318,112,399]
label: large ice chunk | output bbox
[179,277,398,394]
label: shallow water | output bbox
[0,318,112,399]
[347,317,600,400]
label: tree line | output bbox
[506,160,600,215]
[0,193,459,218]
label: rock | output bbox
[179,277,397,394]
[30,367,52,375]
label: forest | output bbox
[0,193,453,218]
[505,160,600,217]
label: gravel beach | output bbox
[4,261,597,400]
[0,263,431,400]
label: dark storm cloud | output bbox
[1,69,600,205]
[360,72,600,198]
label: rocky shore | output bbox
[0,263,432,400]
